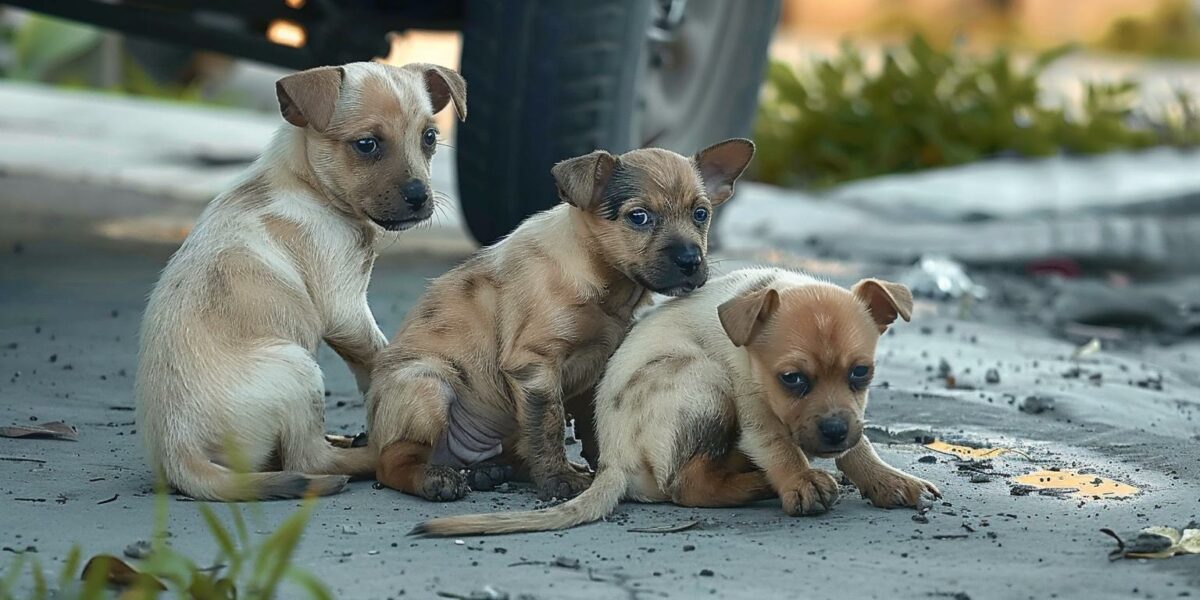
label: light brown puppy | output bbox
[367,140,755,502]
[135,62,465,501]
[414,267,940,535]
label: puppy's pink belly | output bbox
[430,394,512,468]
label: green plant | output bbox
[1096,0,1200,59]
[0,486,332,600]
[753,36,1199,188]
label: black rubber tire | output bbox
[457,0,780,246]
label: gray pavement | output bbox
[1,81,1199,599]
[1,229,1198,599]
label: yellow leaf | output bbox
[1012,469,1138,499]
[924,440,1008,459]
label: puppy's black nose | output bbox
[670,244,703,276]
[400,179,429,210]
[818,417,849,446]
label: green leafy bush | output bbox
[753,36,1199,187]
[0,487,332,600]
[1097,0,1200,59]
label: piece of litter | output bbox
[1071,338,1102,360]
[902,255,988,300]
[342,524,357,535]
[454,539,465,546]
[1012,469,1137,499]
[627,520,700,534]
[924,440,1008,460]
[0,421,78,441]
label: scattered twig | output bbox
[932,534,969,540]
[0,456,47,464]
[97,494,119,505]
[15,497,45,503]
[627,520,700,534]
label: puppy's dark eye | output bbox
[779,372,810,396]
[693,207,709,223]
[422,128,438,148]
[849,365,871,388]
[353,137,379,156]
[627,209,651,227]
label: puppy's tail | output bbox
[164,451,349,502]
[413,467,627,536]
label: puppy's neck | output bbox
[564,207,648,315]
[261,126,374,239]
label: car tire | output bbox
[457,0,780,246]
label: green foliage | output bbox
[1097,0,1200,59]
[0,486,332,600]
[753,36,1200,188]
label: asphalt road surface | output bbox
[2,230,1198,600]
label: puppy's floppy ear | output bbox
[551,150,619,211]
[694,138,755,206]
[276,66,345,132]
[852,278,914,333]
[719,286,780,347]
[411,63,467,121]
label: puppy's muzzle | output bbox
[367,179,435,231]
[671,243,703,277]
[400,179,430,212]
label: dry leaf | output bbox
[1178,529,1200,554]
[81,555,165,590]
[0,421,78,441]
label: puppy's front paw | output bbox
[420,465,470,502]
[536,469,593,501]
[781,469,839,516]
[857,469,941,509]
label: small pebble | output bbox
[970,473,992,484]
[985,369,1000,384]
[918,455,938,464]
[699,569,714,577]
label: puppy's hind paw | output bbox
[536,469,592,501]
[421,465,470,502]
[465,462,514,491]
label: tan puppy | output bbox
[136,61,466,501]
[367,140,755,502]
[415,267,940,535]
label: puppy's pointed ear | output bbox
[276,66,345,132]
[411,63,467,121]
[694,138,755,206]
[551,151,618,211]
[852,278,914,333]
[719,286,780,347]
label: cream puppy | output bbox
[136,61,465,501]
[415,267,940,535]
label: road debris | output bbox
[0,420,78,441]
[123,540,152,560]
[1101,523,1200,560]
[902,255,988,300]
